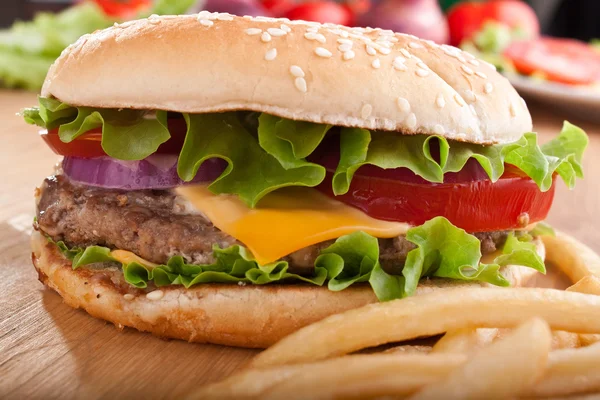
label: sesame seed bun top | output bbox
[41,12,532,145]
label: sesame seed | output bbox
[397,97,411,113]
[416,69,430,77]
[470,104,478,116]
[469,59,480,66]
[268,28,287,37]
[484,82,494,94]
[281,24,291,33]
[457,55,467,63]
[361,104,373,119]
[261,32,272,42]
[340,30,349,38]
[343,50,356,60]
[306,27,319,33]
[394,62,408,71]
[417,62,429,70]
[304,32,317,40]
[337,38,353,45]
[216,13,234,21]
[290,65,305,77]
[464,90,476,103]
[243,15,253,20]
[295,77,307,93]
[483,61,497,71]
[246,28,262,36]
[433,124,445,135]
[454,94,466,107]
[436,94,446,109]
[400,49,412,59]
[372,58,381,69]
[197,11,212,20]
[146,290,164,300]
[338,43,353,52]
[409,42,423,49]
[509,103,517,117]
[461,65,474,75]
[406,113,418,129]
[315,47,332,58]
[199,19,214,27]
[265,48,277,61]
[378,47,391,55]
[315,34,327,44]
[366,45,377,56]
[123,294,135,300]
[520,97,527,107]
[475,71,487,79]
[394,56,406,64]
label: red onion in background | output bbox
[357,0,449,44]
[194,0,270,17]
[62,155,226,190]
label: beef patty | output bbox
[36,175,510,275]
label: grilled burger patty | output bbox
[36,175,510,275]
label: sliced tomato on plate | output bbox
[316,160,554,233]
[41,118,188,158]
[504,37,600,85]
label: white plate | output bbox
[506,73,600,123]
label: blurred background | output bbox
[0,0,599,120]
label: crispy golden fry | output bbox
[195,353,466,400]
[432,328,498,355]
[567,275,600,296]
[409,318,551,400]
[251,288,600,368]
[566,276,600,348]
[543,233,600,283]
[527,342,600,397]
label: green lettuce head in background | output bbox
[0,0,195,90]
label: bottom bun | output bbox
[31,231,543,348]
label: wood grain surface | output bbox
[1,90,599,399]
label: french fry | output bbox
[567,275,600,296]
[261,353,466,400]
[432,328,498,355]
[543,232,600,283]
[409,318,552,400]
[567,276,600,347]
[550,331,581,350]
[251,288,600,368]
[527,342,600,397]
[194,353,466,400]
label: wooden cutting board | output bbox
[1,90,599,399]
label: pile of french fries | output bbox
[196,232,600,399]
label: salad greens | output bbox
[51,216,545,302]
[0,0,194,90]
[24,97,588,207]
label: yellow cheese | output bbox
[176,185,410,265]
[111,249,158,268]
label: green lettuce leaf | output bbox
[25,97,171,160]
[47,216,546,302]
[530,222,555,237]
[178,113,326,207]
[334,122,587,195]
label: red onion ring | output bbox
[62,155,226,190]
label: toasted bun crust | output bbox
[41,14,531,145]
[31,231,543,348]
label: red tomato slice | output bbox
[285,1,353,26]
[91,0,152,18]
[504,37,600,85]
[447,0,539,47]
[41,118,188,158]
[316,160,554,233]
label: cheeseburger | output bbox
[24,13,588,348]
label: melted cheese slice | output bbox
[175,185,410,265]
[111,249,158,268]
